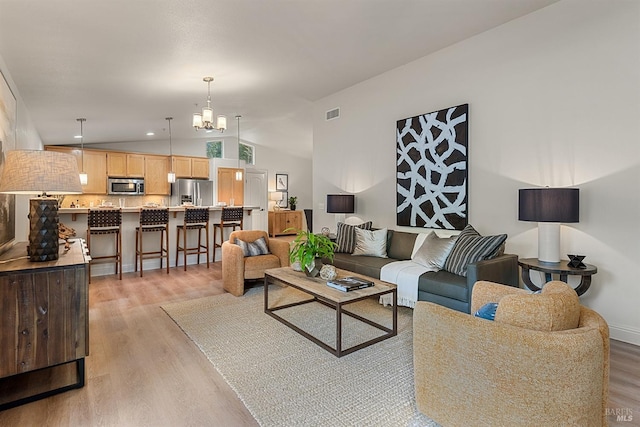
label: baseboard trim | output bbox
[609,323,640,346]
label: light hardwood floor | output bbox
[0,263,638,426]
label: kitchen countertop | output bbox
[59,205,259,220]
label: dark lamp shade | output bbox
[518,188,579,223]
[326,194,355,214]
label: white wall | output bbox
[313,0,640,344]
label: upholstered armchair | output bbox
[414,280,609,426]
[222,230,290,296]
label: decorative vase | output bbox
[290,204,296,211]
[291,260,302,272]
[304,257,322,277]
[319,264,337,281]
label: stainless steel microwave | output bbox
[107,178,144,195]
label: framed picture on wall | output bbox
[276,173,288,191]
[278,191,288,208]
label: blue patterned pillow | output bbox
[236,237,270,257]
[474,302,498,321]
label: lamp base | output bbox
[28,198,59,262]
[537,222,560,264]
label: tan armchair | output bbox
[414,280,609,426]
[222,230,290,296]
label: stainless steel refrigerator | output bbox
[170,179,214,206]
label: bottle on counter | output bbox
[70,201,75,208]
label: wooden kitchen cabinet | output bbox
[172,156,192,178]
[107,152,145,177]
[217,167,244,206]
[0,240,89,409]
[191,157,210,179]
[144,154,171,195]
[172,155,209,179]
[268,210,303,237]
[46,146,107,194]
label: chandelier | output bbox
[192,76,227,132]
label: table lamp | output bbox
[327,194,355,227]
[518,187,579,264]
[0,150,83,261]
[270,191,283,210]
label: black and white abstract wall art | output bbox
[396,103,468,230]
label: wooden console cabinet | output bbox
[268,210,303,237]
[0,240,89,410]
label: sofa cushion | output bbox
[387,230,418,260]
[235,237,270,257]
[335,221,373,253]
[411,231,457,269]
[417,270,468,302]
[352,228,388,257]
[244,254,282,279]
[443,225,507,277]
[494,281,581,331]
[331,253,396,279]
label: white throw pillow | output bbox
[411,231,457,269]
[352,228,388,258]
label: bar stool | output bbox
[87,208,122,283]
[135,207,170,277]
[213,207,244,261]
[176,207,210,271]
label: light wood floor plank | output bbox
[0,263,637,426]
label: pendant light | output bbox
[166,117,176,183]
[76,118,88,185]
[235,115,242,181]
[192,77,227,132]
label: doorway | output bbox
[245,169,268,232]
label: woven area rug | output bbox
[162,285,439,427]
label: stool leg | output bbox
[175,228,180,268]
[205,223,210,268]
[87,230,92,284]
[164,226,170,274]
[183,226,188,271]
[139,229,144,277]
[135,229,139,273]
[213,225,218,262]
[197,227,202,265]
[118,230,122,280]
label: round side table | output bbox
[518,258,597,296]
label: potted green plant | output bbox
[288,196,297,210]
[287,228,337,277]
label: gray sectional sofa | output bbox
[330,229,519,314]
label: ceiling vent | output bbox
[325,108,340,121]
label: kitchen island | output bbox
[59,205,259,278]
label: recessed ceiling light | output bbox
[146,132,155,136]
[74,135,82,139]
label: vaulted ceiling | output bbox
[0,0,558,157]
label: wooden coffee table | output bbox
[264,267,397,357]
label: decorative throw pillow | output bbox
[335,221,373,253]
[494,281,580,331]
[352,228,388,258]
[411,231,457,269]
[443,224,507,277]
[387,231,418,260]
[474,302,498,321]
[235,237,270,257]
